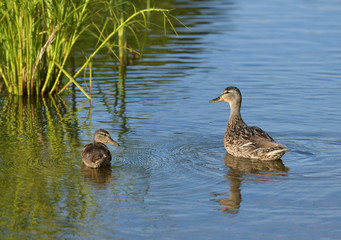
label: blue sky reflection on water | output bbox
[79,0,341,238]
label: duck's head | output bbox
[209,86,242,106]
[93,129,119,146]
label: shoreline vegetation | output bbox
[0,0,180,99]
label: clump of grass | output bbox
[0,0,180,99]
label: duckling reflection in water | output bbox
[81,129,119,168]
[210,86,287,161]
[81,165,113,188]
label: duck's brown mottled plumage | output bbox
[81,129,119,168]
[210,86,287,161]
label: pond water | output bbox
[1,0,341,239]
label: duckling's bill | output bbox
[209,95,223,103]
[107,138,120,146]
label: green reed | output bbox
[0,0,179,99]
[0,0,92,97]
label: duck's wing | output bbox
[81,143,93,160]
[250,135,287,149]
[244,126,287,149]
[249,126,274,141]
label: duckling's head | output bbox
[209,86,242,107]
[93,129,119,146]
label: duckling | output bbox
[210,86,287,160]
[81,129,119,168]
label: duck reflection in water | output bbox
[81,165,114,188]
[216,153,289,214]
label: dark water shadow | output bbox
[217,153,289,214]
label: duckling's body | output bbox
[81,129,119,168]
[210,86,287,161]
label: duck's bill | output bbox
[108,138,120,146]
[209,96,222,103]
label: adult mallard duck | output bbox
[81,129,119,168]
[210,86,287,161]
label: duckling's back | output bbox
[81,143,112,168]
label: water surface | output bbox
[1,0,341,239]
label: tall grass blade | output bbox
[0,1,181,98]
[54,62,91,100]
